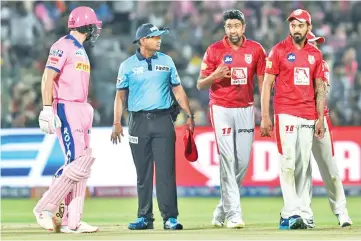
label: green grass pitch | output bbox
[1,197,360,240]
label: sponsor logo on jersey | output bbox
[75,49,85,56]
[49,49,64,57]
[75,62,90,72]
[47,57,59,66]
[294,67,310,85]
[155,65,170,72]
[287,53,296,62]
[132,66,145,75]
[231,68,247,85]
[238,128,254,133]
[223,55,233,64]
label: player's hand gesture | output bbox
[260,116,273,137]
[314,119,325,139]
[38,106,62,134]
[111,123,124,144]
[212,64,231,79]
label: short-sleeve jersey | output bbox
[265,36,324,120]
[45,34,91,103]
[200,36,266,108]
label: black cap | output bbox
[133,23,169,44]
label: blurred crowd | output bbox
[1,0,361,128]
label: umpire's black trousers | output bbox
[128,109,178,222]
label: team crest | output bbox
[244,54,252,64]
[293,9,303,15]
[308,55,315,65]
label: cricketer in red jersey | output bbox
[260,9,326,230]
[302,32,353,228]
[197,10,266,229]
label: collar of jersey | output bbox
[136,48,158,61]
[222,35,247,49]
[65,34,83,48]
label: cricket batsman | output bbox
[260,9,326,230]
[197,10,266,228]
[33,6,102,233]
[301,32,353,228]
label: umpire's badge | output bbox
[245,54,252,64]
[308,55,315,65]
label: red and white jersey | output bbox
[200,36,266,108]
[266,36,324,120]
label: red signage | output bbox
[175,127,361,187]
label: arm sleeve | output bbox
[169,58,181,86]
[313,53,324,80]
[256,45,267,76]
[200,46,217,77]
[45,44,68,72]
[265,47,280,75]
[116,62,129,90]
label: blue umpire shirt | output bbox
[116,49,181,112]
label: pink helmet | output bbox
[68,6,102,29]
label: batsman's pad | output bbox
[50,175,65,233]
[63,154,95,182]
[34,153,95,213]
[53,199,65,233]
[68,178,88,229]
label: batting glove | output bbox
[38,106,62,134]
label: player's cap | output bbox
[183,127,198,162]
[68,6,102,29]
[133,23,169,44]
[287,9,312,25]
[307,32,325,44]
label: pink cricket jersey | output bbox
[45,34,91,103]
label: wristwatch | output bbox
[187,113,195,119]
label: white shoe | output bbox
[33,209,56,231]
[61,221,99,233]
[212,216,225,228]
[337,213,352,228]
[304,218,315,228]
[226,218,245,229]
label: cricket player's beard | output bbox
[292,33,306,44]
[229,35,242,45]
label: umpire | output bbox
[111,23,194,230]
